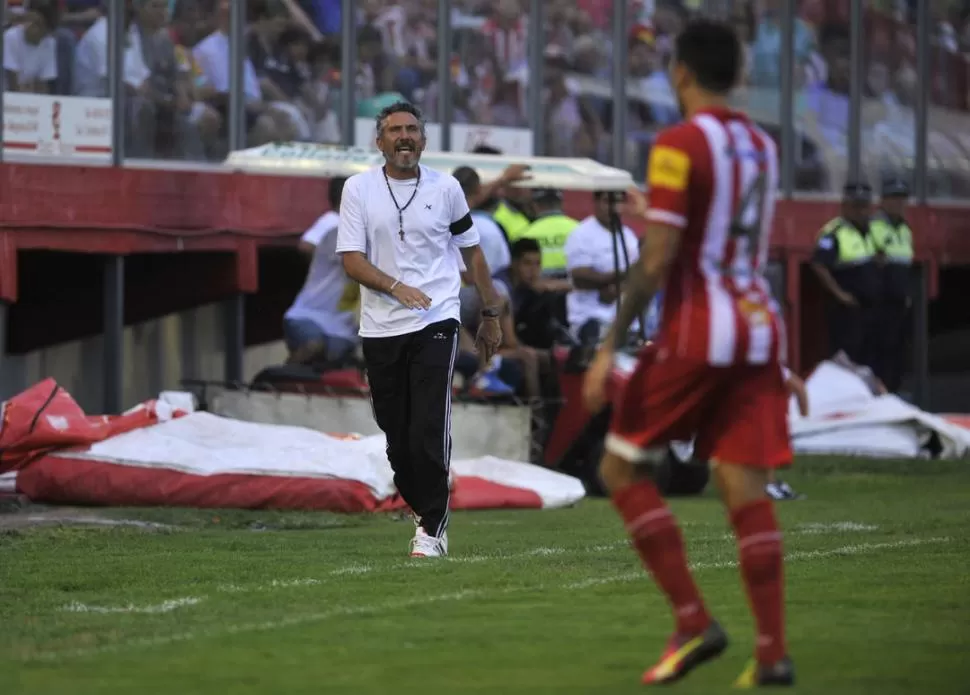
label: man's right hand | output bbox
[501,164,532,185]
[391,283,432,310]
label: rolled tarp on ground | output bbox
[0,379,586,512]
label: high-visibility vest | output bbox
[494,202,531,241]
[817,217,877,267]
[519,213,579,273]
[870,214,913,265]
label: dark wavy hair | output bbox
[375,101,426,138]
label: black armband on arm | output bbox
[449,213,473,235]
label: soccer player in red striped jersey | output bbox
[582,19,794,688]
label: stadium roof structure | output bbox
[225,142,636,192]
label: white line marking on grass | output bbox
[562,537,950,590]
[60,597,203,615]
[796,522,879,534]
[29,536,950,663]
[329,564,373,576]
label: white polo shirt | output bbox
[335,165,481,338]
[284,212,358,341]
[564,215,641,329]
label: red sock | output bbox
[730,499,786,664]
[612,479,711,636]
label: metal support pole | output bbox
[0,0,6,164]
[436,0,453,151]
[779,0,795,197]
[0,300,7,399]
[610,0,627,168]
[107,0,125,164]
[224,294,244,385]
[340,0,357,146]
[228,0,246,151]
[103,256,124,414]
[847,0,863,183]
[527,0,544,156]
[911,265,929,409]
[914,0,930,202]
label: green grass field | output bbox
[2,458,969,695]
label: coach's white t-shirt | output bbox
[564,215,641,329]
[336,165,481,338]
[284,212,359,340]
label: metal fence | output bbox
[0,0,965,203]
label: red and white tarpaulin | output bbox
[0,379,586,513]
[789,361,970,459]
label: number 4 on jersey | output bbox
[729,170,767,249]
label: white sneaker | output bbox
[410,527,448,558]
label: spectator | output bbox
[749,0,818,90]
[3,1,59,94]
[192,0,279,147]
[263,25,317,140]
[306,39,341,142]
[356,24,393,98]
[514,189,579,278]
[506,238,572,350]
[283,176,360,367]
[452,166,512,282]
[130,0,206,159]
[170,0,223,158]
[563,190,641,345]
[480,0,528,76]
[74,0,206,159]
[804,23,851,161]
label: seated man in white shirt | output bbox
[564,190,642,345]
[192,0,282,146]
[283,177,359,367]
[2,2,59,93]
[450,165,518,394]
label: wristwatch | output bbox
[481,307,501,319]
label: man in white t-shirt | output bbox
[336,102,503,559]
[283,177,359,366]
[451,166,511,282]
[564,190,642,344]
[2,3,58,93]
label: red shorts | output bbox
[606,345,792,469]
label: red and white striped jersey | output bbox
[645,107,787,367]
[480,17,528,73]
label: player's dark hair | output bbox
[452,166,481,195]
[673,19,741,94]
[511,238,541,259]
[375,101,425,137]
[328,177,347,209]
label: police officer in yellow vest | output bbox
[869,176,914,392]
[493,199,533,241]
[514,189,579,277]
[810,181,882,367]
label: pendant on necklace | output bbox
[398,213,405,241]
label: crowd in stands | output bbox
[5,0,970,192]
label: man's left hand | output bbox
[476,317,503,362]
